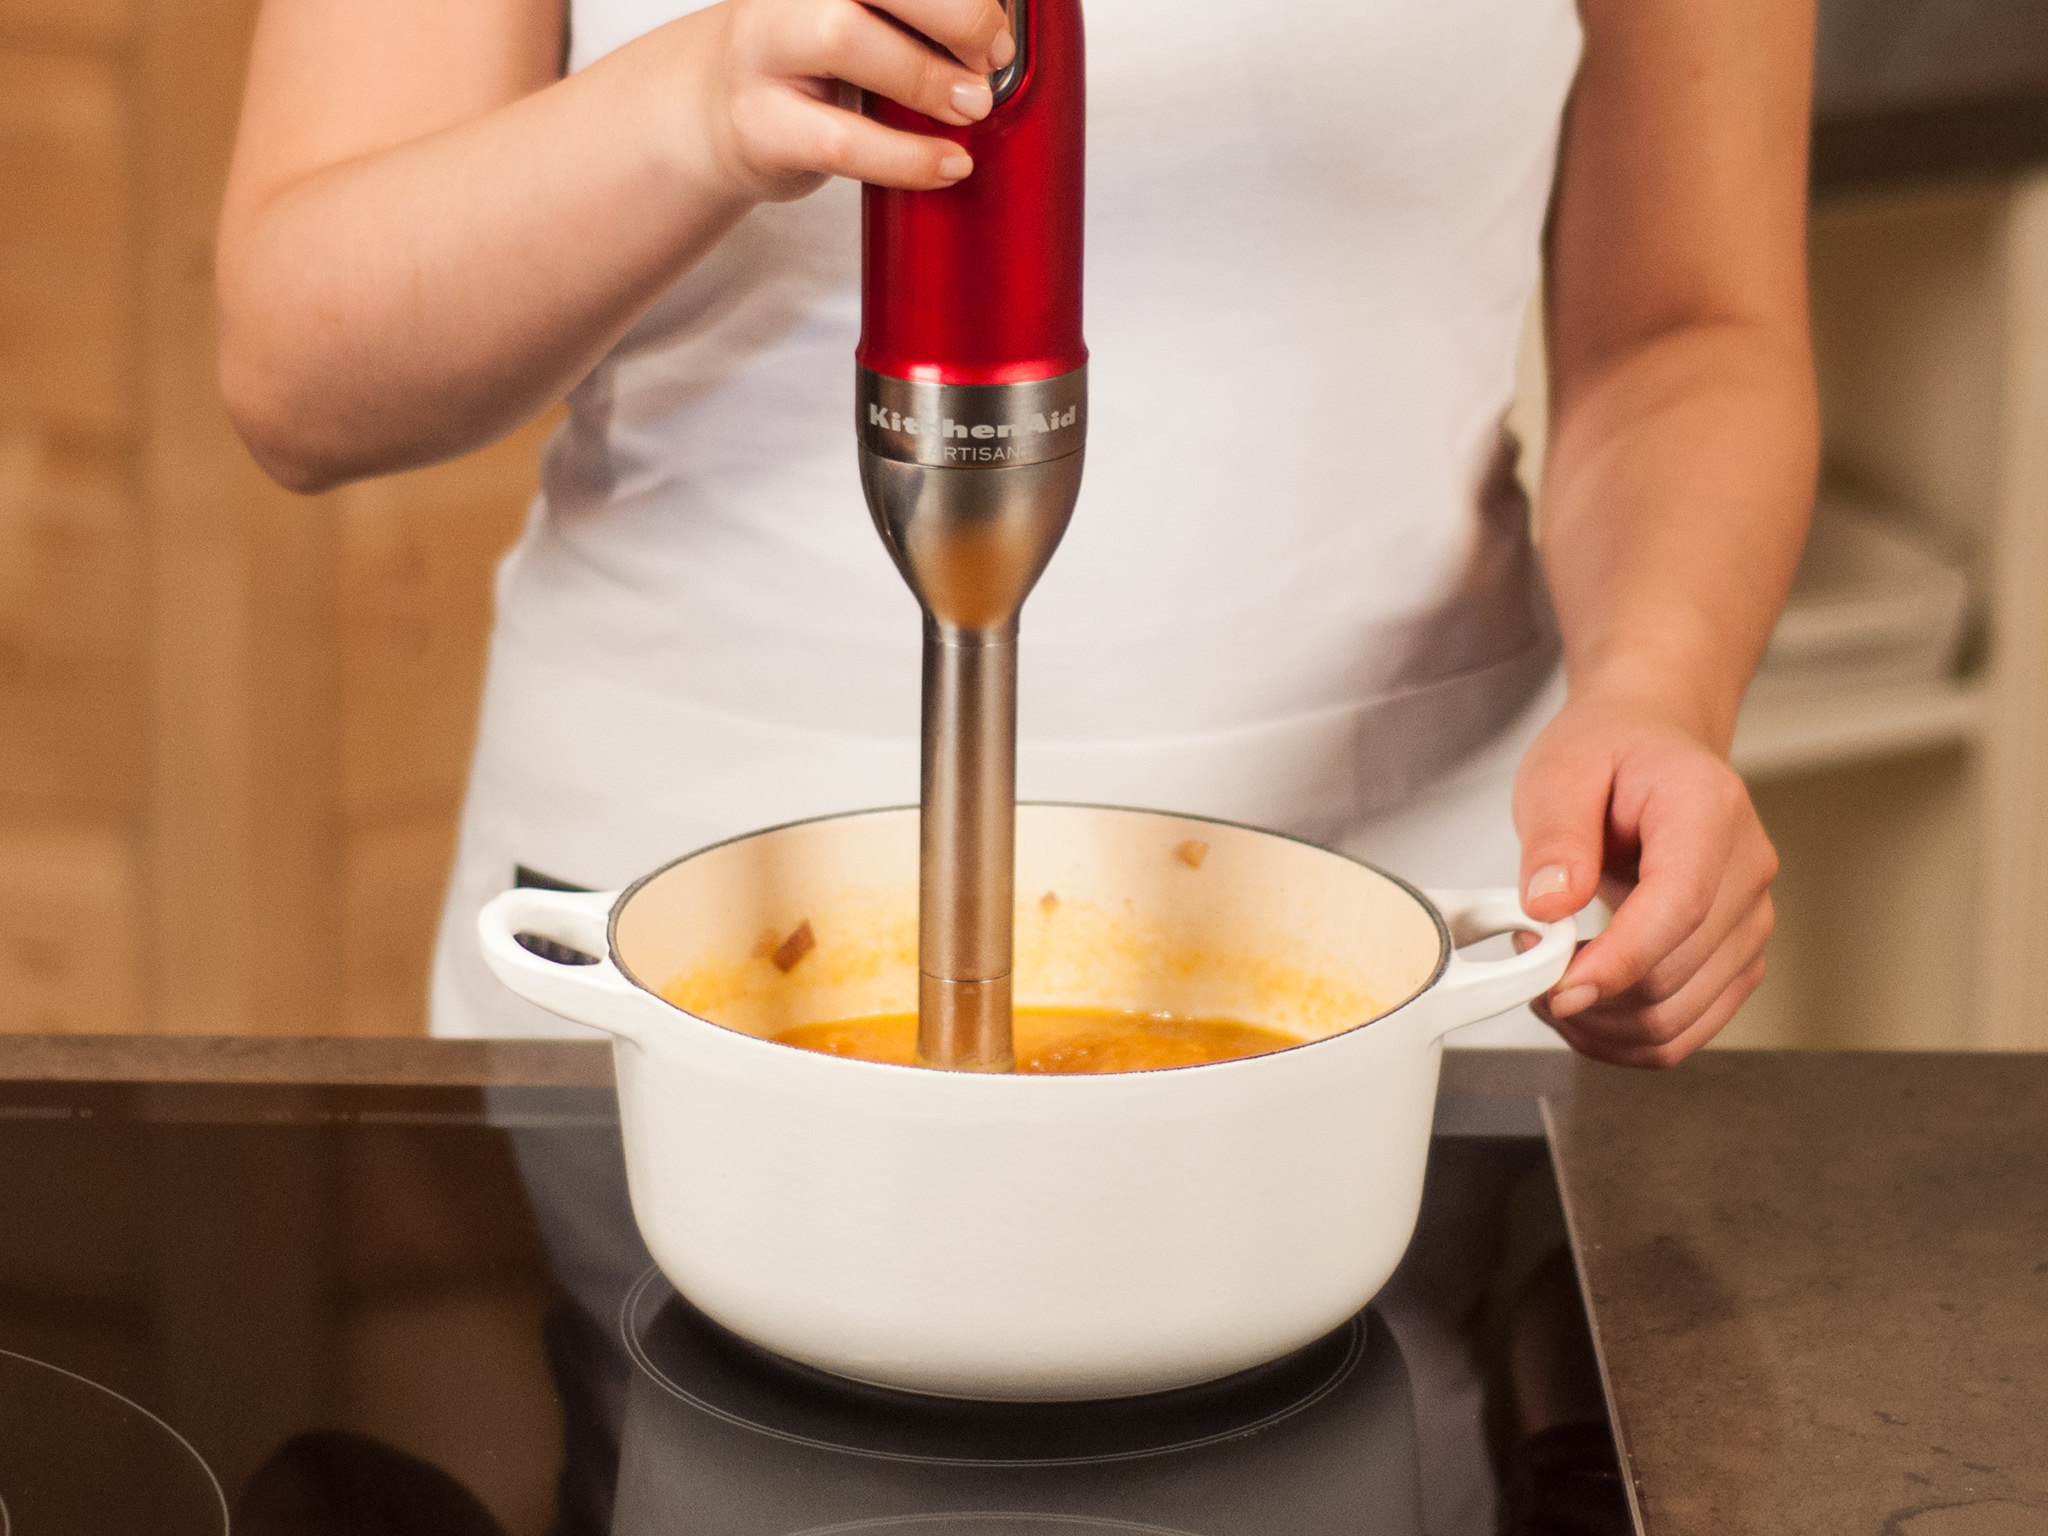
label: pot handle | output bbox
[1420,888,1578,1040]
[477,887,667,1045]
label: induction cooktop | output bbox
[0,1079,1627,1536]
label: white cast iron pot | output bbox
[479,804,1573,1401]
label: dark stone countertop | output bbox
[1,1036,2042,1533]
[1537,1051,2048,1536]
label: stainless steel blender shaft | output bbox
[858,367,1087,1070]
[917,620,1017,1067]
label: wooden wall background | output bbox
[0,0,546,1034]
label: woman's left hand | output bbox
[1511,689,1778,1067]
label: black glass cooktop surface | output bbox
[0,1080,1625,1536]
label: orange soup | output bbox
[771,1008,1300,1074]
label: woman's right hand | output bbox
[221,0,1013,489]
[686,0,1015,200]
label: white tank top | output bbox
[508,0,1580,774]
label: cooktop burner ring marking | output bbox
[621,1267,1366,1468]
[0,1348,230,1535]
[791,1514,1200,1534]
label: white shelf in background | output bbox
[1731,678,1987,780]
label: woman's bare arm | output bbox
[1514,0,1819,1064]
[217,0,1010,492]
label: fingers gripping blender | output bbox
[858,0,1087,1071]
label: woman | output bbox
[218,12,1813,1526]
[217,0,1813,1060]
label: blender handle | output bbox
[476,887,667,1045]
[1419,889,1578,1040]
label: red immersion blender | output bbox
[858,0,1087,1071]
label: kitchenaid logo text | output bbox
[867,403,1079,462]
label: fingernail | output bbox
[939,151,973,180]
[1549,983,1598,1018]
[990,28,1016,68]
[1525,864,1572,904]
[950,78,993,120]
